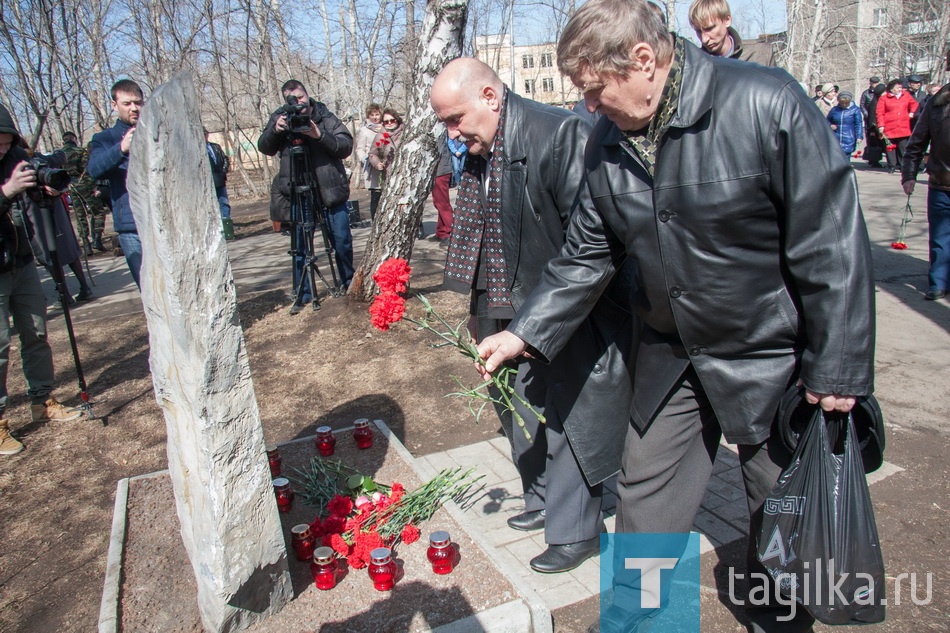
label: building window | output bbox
[524,79,536,94]
[542,77,555,92]
[522,54,535,69]
[872,8,887,27]
[871,46,887,66]
[540,52,554,68]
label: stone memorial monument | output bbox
[126,72,292,632]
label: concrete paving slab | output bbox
[423,435,906,618]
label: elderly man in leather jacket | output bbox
[431,58,635,575]
[476,1,874,631]
[258,80,354,313]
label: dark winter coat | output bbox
[508,42,875,446]
[207,141,229,189]
[88,119,137,233]
[457,91,636,485]
[0,144,37,272]
[903,84,950,191]
[257,99,352,213]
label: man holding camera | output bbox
[257,80,354,313]
[88,79,144,289]
[0,103,82,455]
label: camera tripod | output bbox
[33,194,98,420]
[287,140,342,313]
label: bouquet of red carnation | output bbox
[369,258,544,438]
[313,467,478,569]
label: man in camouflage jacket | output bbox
[60,131,106,255]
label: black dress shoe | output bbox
[925,290,946,301]
[507,509,545,531]
[530,533,602,573]
[587,604,662,633]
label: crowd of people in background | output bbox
[815,74,941,173]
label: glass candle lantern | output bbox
[353,418,374,450]
[315,426,336,457]
[310,546,338,591]
[368,547,397,591]
[272,477,294,513]
[266,445,282,478]
[426,531,456,575]
[290,524,316,561]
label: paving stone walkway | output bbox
[416,437,903,615]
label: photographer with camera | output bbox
[0,103,83,456]
[258,80,354,313]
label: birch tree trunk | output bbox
[350,0,468,300]
[801,0,825,87]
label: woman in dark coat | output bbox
[865,83,888,168]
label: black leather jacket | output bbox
[509,42,875,445]
[463,91,636,485]
[257,99,352,209]
[903,84,950,191]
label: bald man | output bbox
[430,58,635,574]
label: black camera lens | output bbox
[37,167,70,191]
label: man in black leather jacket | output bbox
[431,58,635,575]
[258,80,354,311]
[902,60,950,300]
[476,1,874,631]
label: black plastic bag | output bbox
[757,409,886,625]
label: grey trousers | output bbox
[476,290,602,546]
[615,366,813,630]
[0,263,55,416]
[510,356,603,545]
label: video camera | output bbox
[28,151,71,192]
[279,95,312,134]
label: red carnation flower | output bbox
[329,533,350,556]
[375,141,381,147]
[323,515,346,534]
[347,553,367,569]
[356,530,384,552]
[309,516,325,538]
[389,482,405,504]
[401,524,421,544]
[369,291,406,331]
[891,241,908,250]
[327,495,354,517]
[374,258,412,294]
[383,132,390,139]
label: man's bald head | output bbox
[430,58,506,156]
[432,58,504,103]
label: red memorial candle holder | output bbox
[368,547,397,591]
[315,426,336,457]
[272,477,294,513]
[290,524,316,561]
[310,546,339,591]
[426,531,457,575]
[266,445,282,478]
[353,418,374,450]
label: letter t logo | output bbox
[625,557,679,608]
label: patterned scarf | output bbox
[624,35,686,177]
[444,89,511,310]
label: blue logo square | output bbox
[598,532,701,632]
